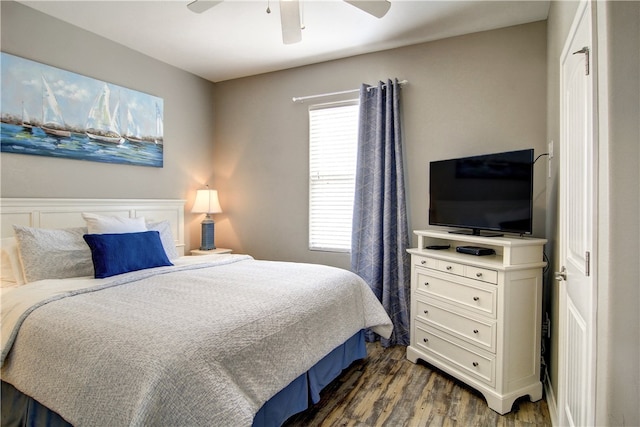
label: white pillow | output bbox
[82,212,147,234]
[13,225,94,283]
[146,220,179,260]
[1,237,25,287]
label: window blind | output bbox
[308,101,359,252]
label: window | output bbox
[308,101,359,252]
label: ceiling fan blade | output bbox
[187,0,223,14]
[344,0,391,18]
[280,0,302,44]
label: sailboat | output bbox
[41,76,71,137]
[86,83,124,144]
[154,103,163,145]
[125,109,144,143]
[21,103,34,132]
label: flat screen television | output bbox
[429,149,534,236]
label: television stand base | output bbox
[448,229,504,238]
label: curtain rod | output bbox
[292,79,408,103]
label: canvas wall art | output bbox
[0,52,164,167]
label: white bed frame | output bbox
[0,198,186,256]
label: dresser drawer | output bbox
[415,325,495,386]
[416,271,497,317]
[435,259,464,276]
[414,255,437,269]
[464,265,498,284]
[416,299,496,352]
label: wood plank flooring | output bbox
[283,342,551,427]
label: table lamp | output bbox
[191,187,222,250]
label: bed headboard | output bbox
[0,198,186,256]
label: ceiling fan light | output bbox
[280,0,302,44]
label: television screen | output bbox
[429,149,534,236]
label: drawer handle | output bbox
[473,296,480,301]
[423,338,429,343]
[476,272,483,278]
[472,362,479,367]
[446,265,453,271]
[424,282,430,286]
[423,310,428,315]
[473,329,479,334]
[421,260,427,265]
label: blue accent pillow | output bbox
[83,231,173,279]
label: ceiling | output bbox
[19,0,550,83]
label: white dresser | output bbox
[406,229,547,414]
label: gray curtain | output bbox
[351,79,411,347]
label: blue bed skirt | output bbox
[253,329,367,426]
[1,330,366,427]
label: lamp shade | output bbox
[191,189,222,214]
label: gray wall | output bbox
[212,21,548,270]
[0,1,218,250]
[596,1,639,425]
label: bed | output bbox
[0,198,393,427]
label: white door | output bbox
[557,1,597,426]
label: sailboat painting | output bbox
[0,53,164,167]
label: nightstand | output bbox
[190,248,232,256]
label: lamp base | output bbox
[200,217,216,250]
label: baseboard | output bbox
[543,369,559,426]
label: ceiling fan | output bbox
[186,0,391,44]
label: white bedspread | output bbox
[1,255,392,426]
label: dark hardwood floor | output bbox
[283,342,551,426]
